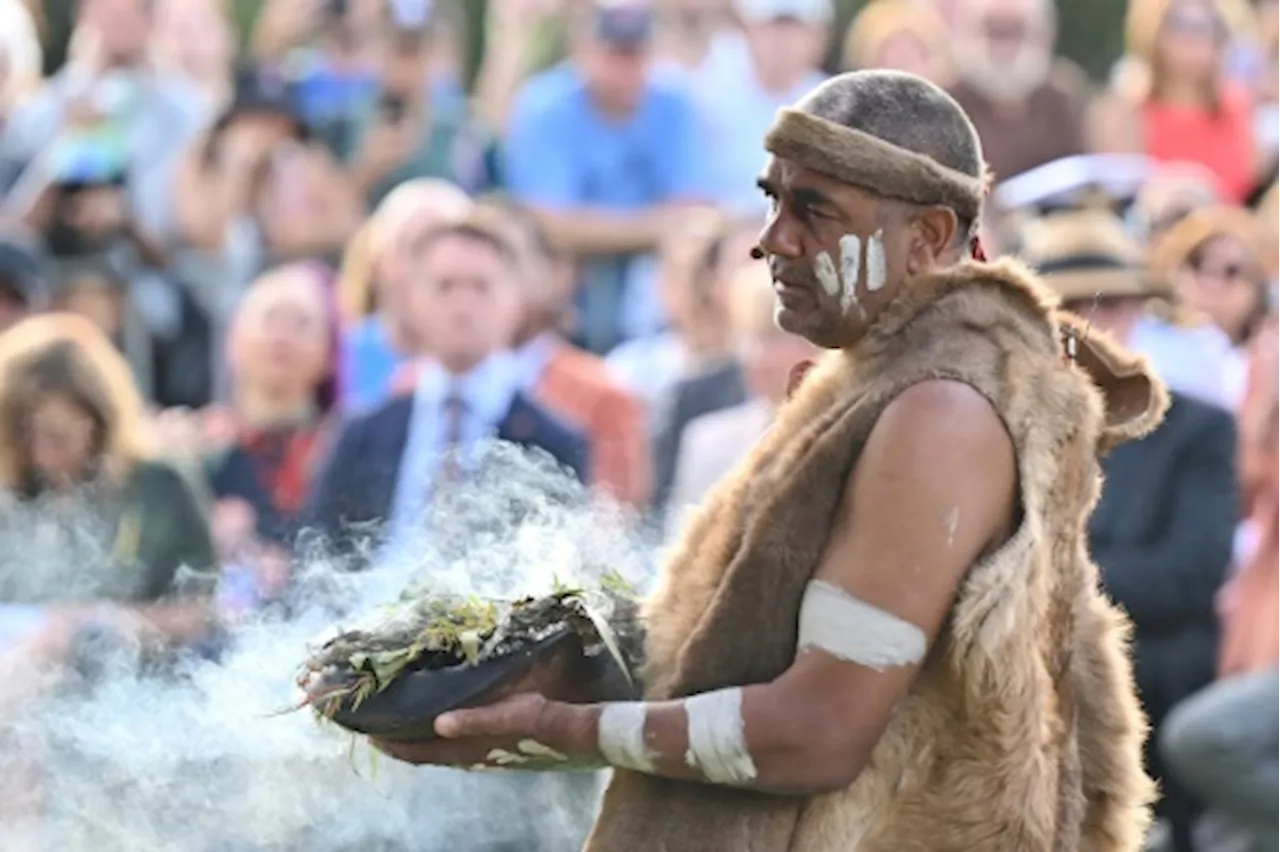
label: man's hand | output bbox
[371,694,605,771]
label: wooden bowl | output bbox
[318,627,636,742]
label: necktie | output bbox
[438,393,468,486]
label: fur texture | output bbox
[583,259,1160,852]
[764,109,986,222]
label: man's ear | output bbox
[907,206,960,273]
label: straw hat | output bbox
[1018,209,1162,302]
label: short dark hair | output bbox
[797,71,985,239]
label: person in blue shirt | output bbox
[504,0,711,355]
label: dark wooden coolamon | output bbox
[319,627,636,743]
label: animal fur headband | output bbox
[763,108,986,222]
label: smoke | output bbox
[0,444,657,852]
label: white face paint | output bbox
[837,234,862,315]
[814,251,840,298]
[796,579,927,671]
[865,229,888,292]
[598,701,657,773]
[683,687,757,785]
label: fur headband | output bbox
[763,108,986,222]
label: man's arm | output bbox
[427,380,1018,793]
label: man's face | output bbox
[81,0,153,65]
[954,0,1053,99]
[1157,0,1225,82]
[579,40,650,113]
[405,233,520,371]
[756,157,921,348]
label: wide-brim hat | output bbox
[1017,208,1165,303]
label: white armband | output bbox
[797,580,926,671]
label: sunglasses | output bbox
[1187,255,1259,286]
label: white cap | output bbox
[735,0,833,25]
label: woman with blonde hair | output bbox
[840,0,953,85]
[1091,0,1260,202]
[0,314,214,652]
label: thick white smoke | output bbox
[0,443,656,851]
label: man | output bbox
[483,200,650,509]
[340,178,473,412]
[505,0,709,354]
[373,71,1159,851]
[1019,209,1239,852]
[946,0,1091,183]
[345,17,497,208]
[694,0,831,217]
[307,217,589,562]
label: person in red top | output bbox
[1091,0,1261,203]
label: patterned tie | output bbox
[438,392,468,486]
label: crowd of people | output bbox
[0,0,1275,849]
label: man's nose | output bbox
[758,213,803,260]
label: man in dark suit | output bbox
[306,218,589,563]
[1023,209,1239,852]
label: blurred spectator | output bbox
[841,0,953,85]
[472,0,572,132]
[342,17,498,207]
[505,0,709,354]
[1252,0,1278,168]
[1161,316,1278,852]
[338,178,473,411]
[1022,209,1239,852]
[151,0,237,114]
[0,231,47,332]
[1092,0,1260,203]
[0,314,215,640]
[1130,161,1222,241]
[1150,205,1272,405]
[666,258,812,530]
[171,68,314,381]
[251,0,383,156]
[483,198,650,508]
[947,0,1090,183]
[630,212,755,512]
[692,0,830,217]
[605,208,742,422]
[306,217,588,562]
[202,263,339,560]
[1,0,212,246]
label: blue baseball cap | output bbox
[591,1,654,48]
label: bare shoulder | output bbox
[837,379,1018,565]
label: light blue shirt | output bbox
[385,353,520,555]
[341,316,410,414]
[505,64,711,342]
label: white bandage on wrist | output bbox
[598,701,656,773]
[797,580,927,670]
[683,687,757,785]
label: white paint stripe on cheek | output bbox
[865,229,888,292]
[838,234,862,315]
[683,687,758,785]
[598,701,656,773]
[814,251,840,297]
[796,579,927,671]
